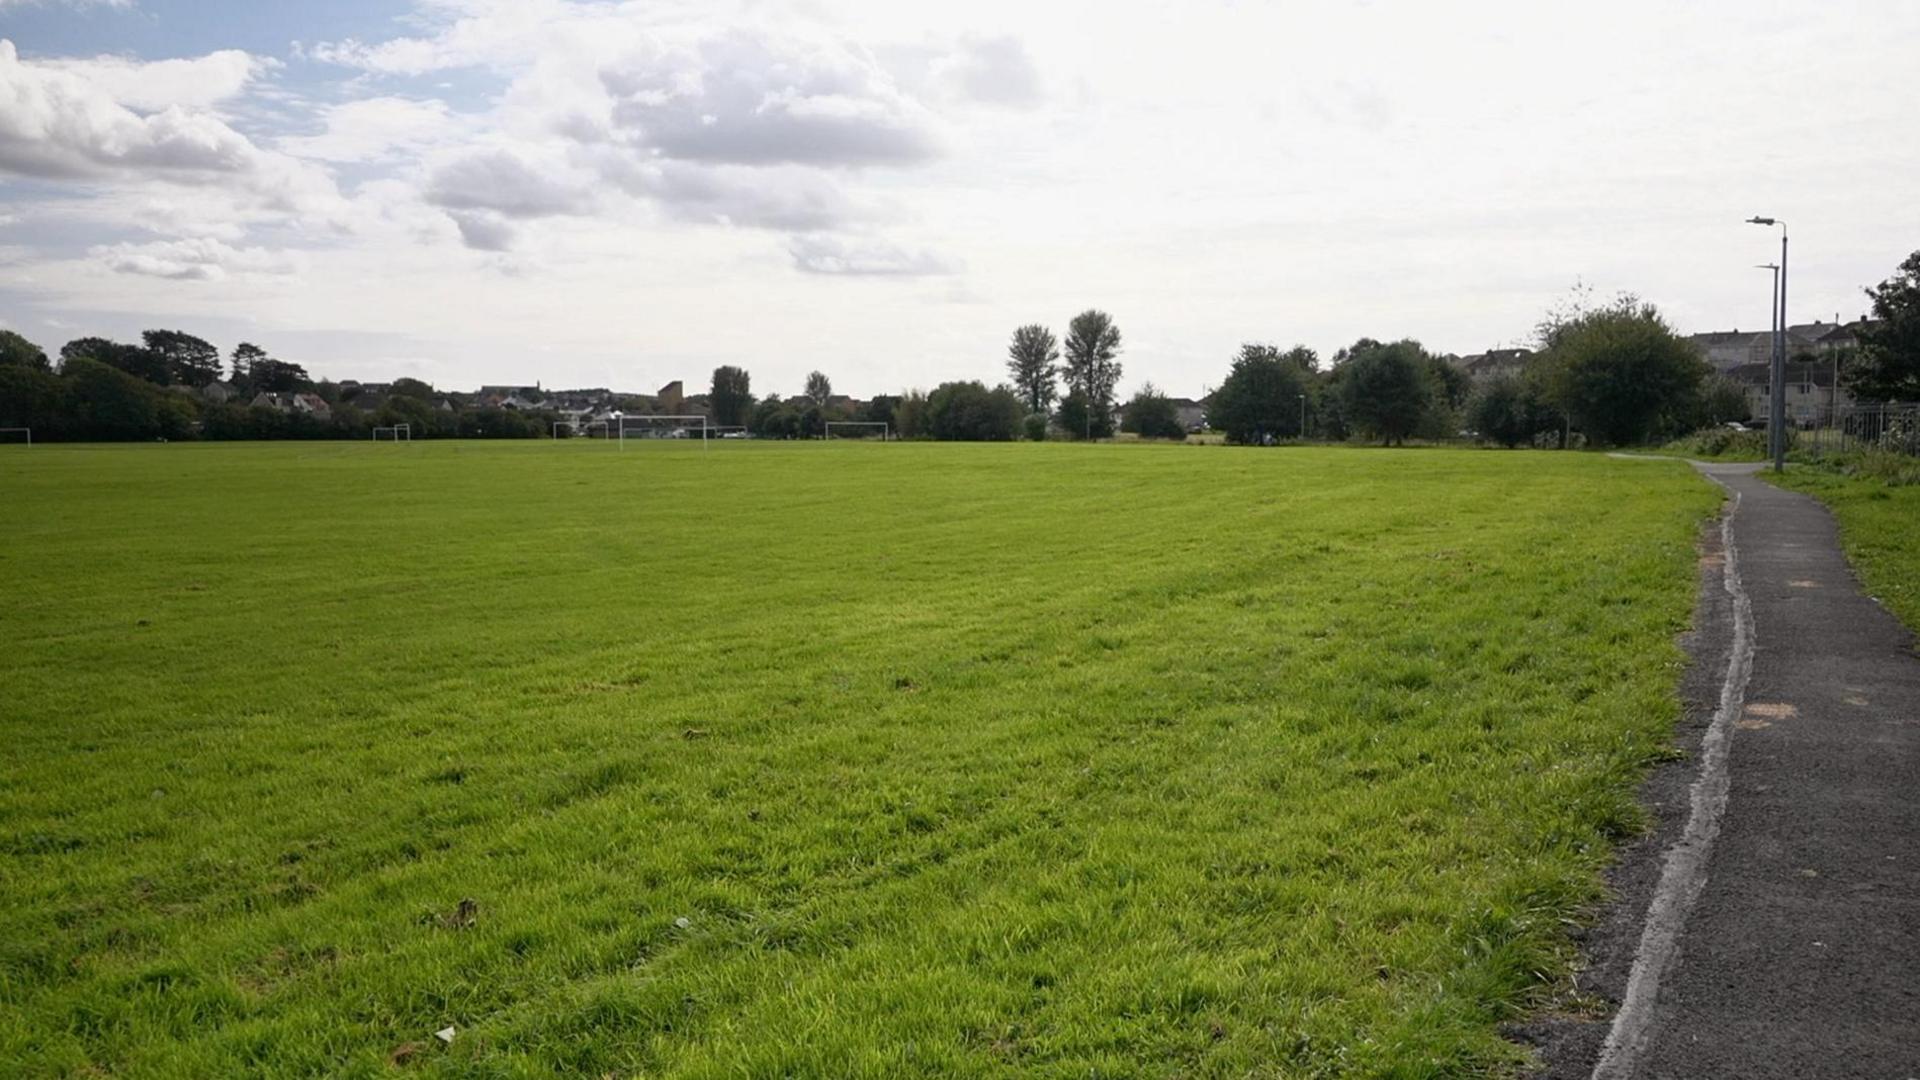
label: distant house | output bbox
[657,381,685,411]
[250,392,333,421]
[1724,361,1852,424]
[1688,319,1874,373]
[198,380,238,404]
[1455,348,1533,382]
[478,383,543,401]
[1169,397,1208,431]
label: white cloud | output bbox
[788,234,956,277]
[447,210,515,251]
[598,30,942,168]
[0,40,340,217]
[277,96,460,163]
[927,34,1042,108]
[609,159,864,232]
[424,147,594,219]
[91,236,302,281]
[39,49,272,111]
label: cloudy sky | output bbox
[1,0,1915,397]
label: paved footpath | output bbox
[1603,462,1920,1078]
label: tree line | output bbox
[0,330,560,442]
[7,250,1914,446]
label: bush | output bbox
[1662,426,1787,461]
[1537,298,1707,446]
[1808,447,1920,486]
[1121,386,1186,440]
[1023,413,1049,442]
[926,381,1023,441]
[1210,345,1312,444]
[1337,341,1433,445]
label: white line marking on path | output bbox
[1590,480,1755,1080]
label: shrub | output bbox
[926,381,1023,441]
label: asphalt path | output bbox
[1570,462,1920,1078]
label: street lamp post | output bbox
[611,409,624,450]
[1298,394,1307,440]
[1748,216,1788,471]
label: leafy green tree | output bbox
[1052,391,1113,440]
[391,377,436,400]
[1062,310,1122,432]
[0,329,50,371]
[894,389,929,438]
[1423,355,1472,439]
[1023,412,1049,441]
[863,394,900,426]
[142,330,221,386]
[230,342,267,386]
[752,394,797,438]
[1466,374,1542,448]
[250,358,312,393]
[63,337,167,384]
[1006,324,1059,413]
[804,371,832,407]
[61,357,164,439]
[1847,250,1920,402]
[798,402,825,438]
[1210,343,1313,444]
[1337,339,1434,445]
[0,364,67,437]
[1535,296,1706,446]
[1121,383,1186,440]
[709,365,753,427]
[926,381,1023,440]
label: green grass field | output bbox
[0,442,1718,1078]
[1770,464,1920,633]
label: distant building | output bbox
[1454,348,1533,382]
[198,380,238,404]
[1723,360,1852,424]
[478,383,543,400]
[250,392,332,421]
[1169,397,1208,431]
[1687,319,1874,373]
[657,381,685,411]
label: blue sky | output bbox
[2,0,1917,395]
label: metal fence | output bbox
[1793,402,1920,457]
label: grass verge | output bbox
[0,442,1716,1077]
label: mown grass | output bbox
[1770,458,1920,633]
[0,441,1716,1078]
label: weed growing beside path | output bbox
[0,442,1716,1077]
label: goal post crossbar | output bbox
[0,427,29,446]
[825,421,890,441]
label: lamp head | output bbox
[1747,216,1777,226]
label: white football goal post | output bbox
[372,423,411,442]
[825,421,889,441]
[613,414,710,449]
[0,427,29,446]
